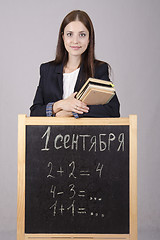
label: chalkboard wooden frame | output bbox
[17,115,137,240]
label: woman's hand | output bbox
[56,110,73,117]
[53,92,89,114]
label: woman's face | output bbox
[63,21,89,59]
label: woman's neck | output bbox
[64,56,81,73]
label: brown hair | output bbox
[54,10,96,81]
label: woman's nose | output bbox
[72,35,79,43]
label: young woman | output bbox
[30,10,120,118]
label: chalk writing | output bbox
[50,185,64,198]
[69,161,77,179]
[41,126,51,151]
[67,200,75,216]
[49,199,105,217]
[41,127,126,153]
[96,163,104,178]
[46,161,104,179]
[49,200,57,216]
[47,162,55,178]
[69,184,76,199]
[47,160,105,218]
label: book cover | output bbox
[76,78,115,105]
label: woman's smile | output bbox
[70,46,82,50]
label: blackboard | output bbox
[17,115,137,240]
[25,124,129,234]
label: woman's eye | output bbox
[67,32,72,37]
[80,33,86,37]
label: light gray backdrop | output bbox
[0,0,160,239]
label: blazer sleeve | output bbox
[79,63,120,118]
[30,64,48,116]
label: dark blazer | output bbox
[30,61,120,117]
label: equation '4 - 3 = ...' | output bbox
[50,184,86,199]
[47,161,104,179]
[49,200,104,218]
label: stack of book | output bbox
[76,78,115,105]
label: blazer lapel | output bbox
[55,63,63,98]
[74,64,85,92]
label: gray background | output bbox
[0,0,160,239]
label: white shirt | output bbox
[63,68,80,99]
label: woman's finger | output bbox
[73,105,89,114]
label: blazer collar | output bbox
[55,63,63,74]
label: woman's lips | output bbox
[71,46,81,50]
